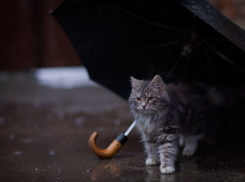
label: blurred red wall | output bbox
[208,0,245,30]
[0,0,81,71]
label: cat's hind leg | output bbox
[182,135,202,156]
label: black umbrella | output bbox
[52,0,245,98]
[51,0,245,156]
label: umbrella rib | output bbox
[202,45,218,74]
[93,39,182,78]
[131,35,193,52]
[191,38,211,49]
[150,0,181,26]
[204,42,245,73]
[183,53,192,79]
[164,54,184,82]
[109,4,191,35]
[131,40,181,51]
[214,51,245,73]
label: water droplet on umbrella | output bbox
[49,150,55,155]
[13,151,22,155]
[75,116,84,125]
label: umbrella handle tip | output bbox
[91,131,98,137]
[88,132,125,159]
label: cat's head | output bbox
[128,75,170,114]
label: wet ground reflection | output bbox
[0,72,245,181]
[145,166,176,182]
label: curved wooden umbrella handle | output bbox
[88,132,128,159]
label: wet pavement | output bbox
[0,70,245,182]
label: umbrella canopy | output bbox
[52,0,245,99]
[52,0,245,142]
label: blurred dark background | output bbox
[0,0,244,71]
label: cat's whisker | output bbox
[135,110,142,118]
[152,107,160,115]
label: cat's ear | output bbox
[130,76,142,90]
[150,75,165,91]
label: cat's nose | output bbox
[142,105,146,109]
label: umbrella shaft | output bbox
[124,121,136,136]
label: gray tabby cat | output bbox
[128,75,212,174]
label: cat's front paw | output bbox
[145,158,159,166]
[182,148,195,156]
[160,166,175,174]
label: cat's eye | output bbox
[136,98,141,102]
[148,97,154,101]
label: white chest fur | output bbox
[136,114,156,134]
